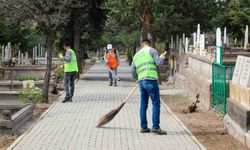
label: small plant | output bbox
[19,87,42,103]
[54,64,64,81]
[18,75,40,81]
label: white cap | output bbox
[107,44,112,50]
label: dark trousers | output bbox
[64,72,77,100]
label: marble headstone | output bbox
[232,56,246,85]
[244,25,249,49]
[216,28,222,64]
[239,57,250,88]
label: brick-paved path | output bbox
[9,60,205,150]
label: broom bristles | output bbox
[96,102,126,128]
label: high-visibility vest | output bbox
[133,47,158,80]
[106,48,118,68]
[64,49,78,73]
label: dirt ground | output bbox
[162,94,250,150]
[0,62,95,150]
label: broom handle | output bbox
[122,84,140,103]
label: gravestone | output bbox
[185,38,189,53]
[1,46,4,61]
[18,50,21,65]
[224,27,227,45]
[232,56,246,85]
[197,24,200,44]
[200,34,205,56]
[216,28,222,64]
[170,35,174,49]
[239,57,250,88]
[22,80,35,89]
[244,25,249,49]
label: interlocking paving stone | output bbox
[10,60,205,150]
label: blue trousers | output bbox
[139,80,160,129]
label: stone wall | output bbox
[4,65,48,80]
[175,55,212,109]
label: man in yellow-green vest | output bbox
[62,40,78,103]
[131,39,167,135]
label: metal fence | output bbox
[211,62,234,114]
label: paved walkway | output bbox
[9,60,205,150]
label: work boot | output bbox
[151,128,167,135]
[62,99,70,103]
[140,128,150,133]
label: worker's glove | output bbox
[58,53,64,59]
[160,51,167,59]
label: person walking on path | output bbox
[61,40,79,103]
[104,44,120,86]
[131,39,167,135]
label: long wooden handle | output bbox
[100,59,121,81]
[122,84,140,103]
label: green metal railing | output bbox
[211,62,234,114]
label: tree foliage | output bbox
[213,0,250,39]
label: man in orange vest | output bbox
[104,44,120,86]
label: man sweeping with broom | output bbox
[131,39,167,135]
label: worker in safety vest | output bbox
[131,39,167,135]
[104,44,120,86]
[61,40,78,103]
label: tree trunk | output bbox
[42,31,55,103]
[72,10,82,75]
[147,32,156,48]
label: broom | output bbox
[96,84,139,128]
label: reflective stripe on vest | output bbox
[133,47,158,80]
[64,49,79,73]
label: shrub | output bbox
[19,87,42,103]
[18,75,40,81]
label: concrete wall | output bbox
[175,55,212,109]
[188,54,212,79]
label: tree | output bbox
[213,0,250,40]
[0,17,44,52]
[105,0,219,48]
[1,0,72,103]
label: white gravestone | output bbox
[21,53,24,65]
[25,52,28,65]
[224,27,227,45]
[18,50,21,65]
[179,39,182,53]
[182,34,185,53]
[185,38,189,53]
[22,80,35,89]
[33,48,35,59]
[197,24,200,44]
[239,57,250,88]
[216,28,222,64]
[1,46,4,61]
[171,35,174,49]
[45,52,47,65]
[193,33,196,46]
[244,25,249,49]
[200,34,205,56]
[232,56,246,85]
